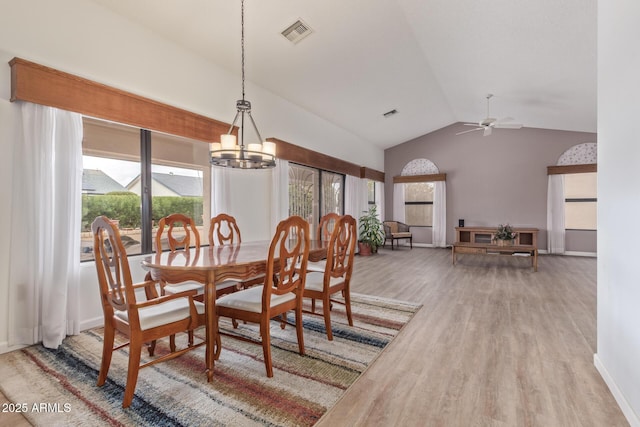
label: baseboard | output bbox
[564,250,597,257]
[0,341,28,355]
[80,316,104,332]
[594,353,640,427]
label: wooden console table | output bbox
[452,226,539,271]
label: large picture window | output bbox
[81,118,210,261]
[288,163,344,227]
[564,172,597,230]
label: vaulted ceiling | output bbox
[90,0,596,149]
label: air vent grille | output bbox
[281,19,313,44]
[383,109,398,118]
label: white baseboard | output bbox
[0,341,28,355]
[80,316,104,332]
[594,353,640,427]
[564,250,597,257]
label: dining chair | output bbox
[215,215,311,377]
[92,216,205,408]
[210,213,264,291]
[303,215,357,340]
[307,212,342,273]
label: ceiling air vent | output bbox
[383,109,398,118]
[281,19,313,44]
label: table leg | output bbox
[205,271,217,382]
[533,250,538,272]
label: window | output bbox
[81,118,210,261]
[564,172,597,230]
[367,180,376,205]
[404,182,434,226]
[288,163,344,227]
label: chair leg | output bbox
[97,323,115,387]
[188,330,194,347]
[169,334,176,352]
[311,298,316,313]
[147,340,156,357]
[295,306,305,355]
[322,295,333,341]
[260,319,273,377]
[410,237,413,249]
[344,288,354,327]
[122,336,142,408]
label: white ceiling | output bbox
[90,0,596,149]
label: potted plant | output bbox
[358,205,385,255]
[493,223,518,246]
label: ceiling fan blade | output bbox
[483,127,492,136]
[456,127,483,136]
[494,122,523,129]
[463,123,480,127]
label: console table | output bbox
[452,226,539,271]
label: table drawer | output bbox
[455,246,486,254]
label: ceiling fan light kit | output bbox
[456,94,523,136]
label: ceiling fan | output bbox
[456,94,523,136]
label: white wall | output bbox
[596,1,640,426]
[0,0,383,351]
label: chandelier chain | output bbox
[241,0,245,101]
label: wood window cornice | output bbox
[547,164,597,175]
[9,57,385,179]
[393,173,446,183]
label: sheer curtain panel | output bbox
[8,103,83,348]
[375,182,385,222]
[211,166,231,217]
[345,175,368,220]
[392,183,406,223]
[271,159,289,232]
[432,181,447,247]
[547,174,566,254]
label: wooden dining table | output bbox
[141,239,328,382]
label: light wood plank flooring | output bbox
[318,247,628,426]
[1,248,627,426]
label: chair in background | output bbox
[307,212,341,273]
[154,213,207,300]
[382,220,413,250]
[210,213,264,292]
[92,216,205,408]
[303,215,357,340]
[215,215,311,377]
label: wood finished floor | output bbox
[318,247,628,427]
[0,248,628,426]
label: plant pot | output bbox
[358,241,373,256]
[496,239,513,246]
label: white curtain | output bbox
[8,103,83,349]
[432,181,447,247]
[375,181,385,222]
[345,175,368,220]
[392,183,405,223]
[547,174,565,254]
[211,166,231,216]
[271,159,289,232]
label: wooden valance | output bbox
[547,164,597,175]
[10,57,229,142]
[360,167,385,182]
[10,57,384,179]
[393,173,446,183]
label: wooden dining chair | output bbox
[307,212,342,273]
[215,215,311,377]
[210,213,264,291]
[92,216,205,408]
[303,215,357,340]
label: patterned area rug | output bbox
[0,293,420,426]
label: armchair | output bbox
[382,221,413,250]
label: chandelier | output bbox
[210,0,276,169]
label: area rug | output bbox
[0,293,420,427]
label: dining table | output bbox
[141,239,328,382]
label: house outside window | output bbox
[81,118,209,261]
[288,162,344,228]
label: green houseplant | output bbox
[358,205,385,255]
